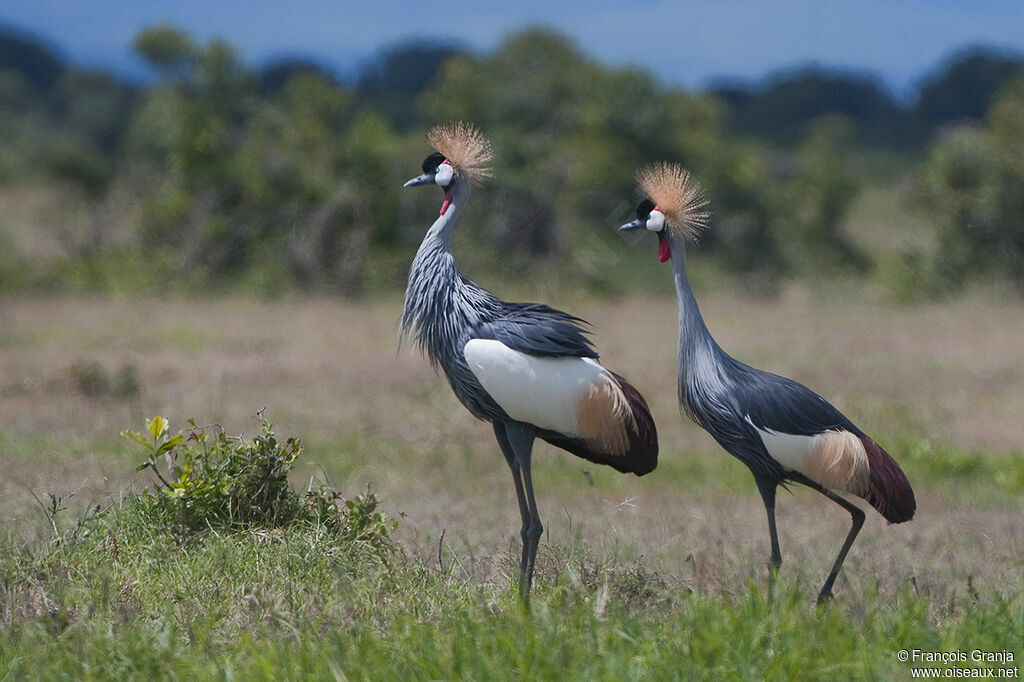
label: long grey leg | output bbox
[502,421,540,603]
[815,487,865,604]
[785,473,866,603]
[493,422,531,587]
[755,477,783,571]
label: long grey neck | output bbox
[668,232,727,400]
[400,177,477,366]
[417,177,471,255]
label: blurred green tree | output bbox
[421,28,714,264]
[714,67,914,149]
[48,69,135,152]
[132,27,261,276]
[3,23,1019,300]
[694,140,784,289]
[257,57,338,95]
[783,116,867,274]
[358,41,465,130]
[918,74,1024,293]
[35,69,135,273]
[421,27,867,292]
[133,25,197,79]
[0,69,42,181]
[127,25,407,293]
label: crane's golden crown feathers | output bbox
[427,122,493,184]
[635,162,709,241]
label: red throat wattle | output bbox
[440,190,453,215]
[658,239,671,263]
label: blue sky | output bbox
[3,0,1023,94]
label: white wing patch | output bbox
[746,417,870,495]
[746,418,816,472]
[464,338,610,438]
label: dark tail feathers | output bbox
[539,372,658,476]
[612,372,659,475]
[860,435,916,523]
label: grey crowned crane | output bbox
[619,162,915,603]
[400,123,658,601]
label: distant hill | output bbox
[711,46,1024,149]
[915,47,1024,125]
[0,25,66,91]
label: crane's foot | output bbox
[816,590,835,606]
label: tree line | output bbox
[1,24,1022,297]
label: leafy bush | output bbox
[122,414,398,545]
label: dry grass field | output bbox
[2,290,1022,608]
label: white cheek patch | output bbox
[434,163,454,187]
[646,209,666,232]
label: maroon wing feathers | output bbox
[538,372,658,476]
[860,435,916,523]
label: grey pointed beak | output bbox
[404,173,434,188]
[618,219,645,232]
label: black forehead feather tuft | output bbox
[636,198,655,220]
[421,151,446,174]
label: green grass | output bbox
[1,497,1020,681]
[2,294,1022,679]
[2,422,1022,681]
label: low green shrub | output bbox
[121,414,398,544]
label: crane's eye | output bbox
[646,209,666,232]
[434,161,454,187]
[421,151,446,174]
[636,199,655,220]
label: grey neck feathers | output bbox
[420,177,472,249]
[668,232,730,411]
[400,177,491,369]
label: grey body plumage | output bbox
[622,164,915,603]
[401,179,598,424]
[670,231,841,483]
[400,178,507,422]
[402,130,658,601]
